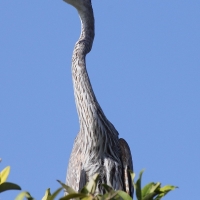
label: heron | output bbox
[64,0,133,197]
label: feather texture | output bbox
[64,0,134,197]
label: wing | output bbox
[65,132,86,195]
[119,138,134,198]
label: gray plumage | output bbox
[64,0,133,197]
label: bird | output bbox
[64,0,134,197]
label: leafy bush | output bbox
[0,165,177,200]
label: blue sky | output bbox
[0,0,199,199]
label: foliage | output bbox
[0,166,21,193]
[134,170,177,200]
[56,170,177,200]
[0,165,177,200]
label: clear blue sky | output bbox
[1,0,199,199]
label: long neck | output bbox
[72,3,99,129]
[78,5,94,53]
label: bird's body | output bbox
[64,0,133,197]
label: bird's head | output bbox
[63,0,91,11]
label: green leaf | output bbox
[101,192,110,199]
[0,182,21,193]
[85,173,99,194]
[101,184,116,199]
[154,193,164,200]
[143,192,157,200]
[15,191,34,200]
[129,170,135,184]
[159,185,178,193]
[42,188,51,200]
[107,191,119,200]
[149,182,161,193]
[117,190,132,200]
[141,182,154,198]
[81,196,93,200]
[135,169,145,200]
[48,187,63,200]
[0,166,10,184]
[57,180,77,194]
[102,184,114,193]
[129,170,136,198]
[154,185,178,200]
[95,194,103,200]
[142,182,161,200]
[60,193,89,200]
[80,186,89,194]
